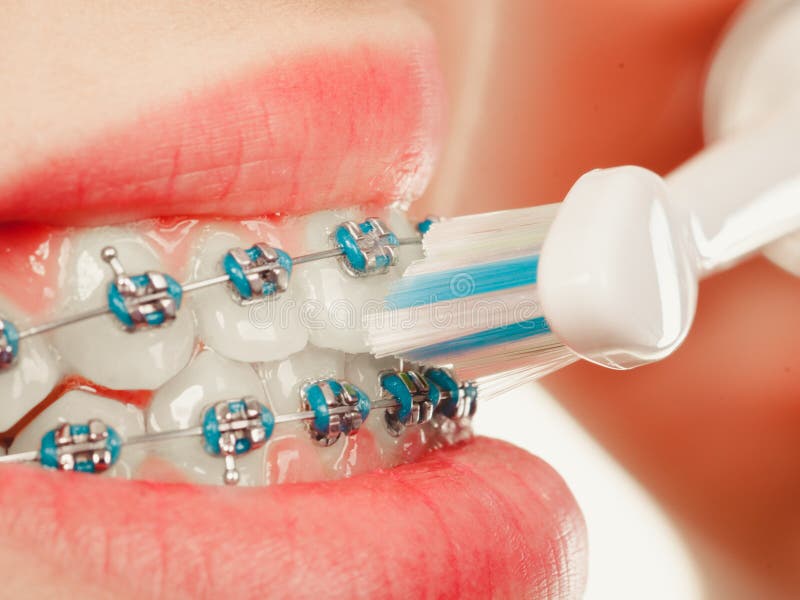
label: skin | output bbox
[2,0,792,598]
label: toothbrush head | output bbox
[538,166,699,370]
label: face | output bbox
[0,1,749,598]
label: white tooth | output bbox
[52,228,195,390]
[293,208,420,353]
[344,353,405,464]
[386,206,425,267]
[146,348,269,486]
[258,345,345,415]
[9,390,146,478]
[189,229,308,362]
[259,346,349,472]
[0,303,62,432]
[346,352,440,467]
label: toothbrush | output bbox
[368,99,800,397]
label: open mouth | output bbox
[0,6,585,598]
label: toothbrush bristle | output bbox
[368,203,573,397]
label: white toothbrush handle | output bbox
[667,100,800,277]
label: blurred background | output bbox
[412,1,800,598]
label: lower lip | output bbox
[0,437,585,597]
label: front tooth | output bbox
[52,228,195,390]
[145,348,268,486]
[293,208,421,353]
[8,390,146,478]
[189,228,308,362]
[0,303,62,431]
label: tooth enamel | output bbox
[0,208,447,483]
[259,346,354,474]
[51,228,195,390]
[386,207,426,260]
[0,304,62,431]
[146,348,269,486]
[189,229,308,362]
[258,345,346,414]
[293,208,421,353]
[344,353,406,466]
[8,390,146,478]
[264,435,327,485]
[326,428,383,479]
[345,353,441,467]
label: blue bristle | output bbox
[406,316,552,361]
[386,255,539,309]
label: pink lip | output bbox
[0,438,586,598]
[0,42,444,226]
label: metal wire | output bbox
[0,396,406,465]
[16,235,421,339]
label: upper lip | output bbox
[0,43,444,226]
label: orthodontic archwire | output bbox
[0,216,478,485]
[0,368,478,485]
[0,217,424,344]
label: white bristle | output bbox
[473,355,577,401]
[368,285,545,357]
[412,204,560,274]
[368,203,573,393]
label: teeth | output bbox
[51,227,195,390]
[263,436,327,485]
[293,208,421,353]
[258,345,345,414]
[189,228,308,362]
[145,348,268,486]
[386,207,426,263]
[8,390,146,478]
[0,304,62,432]
[0,208,439,483]
[345,353,434,467]
[345,353,405,466]
[259,346,350,476]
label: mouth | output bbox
[0,10,585,598]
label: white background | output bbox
[474,383,703,599]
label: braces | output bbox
[0,217,432,369]
[0,365,478,485]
